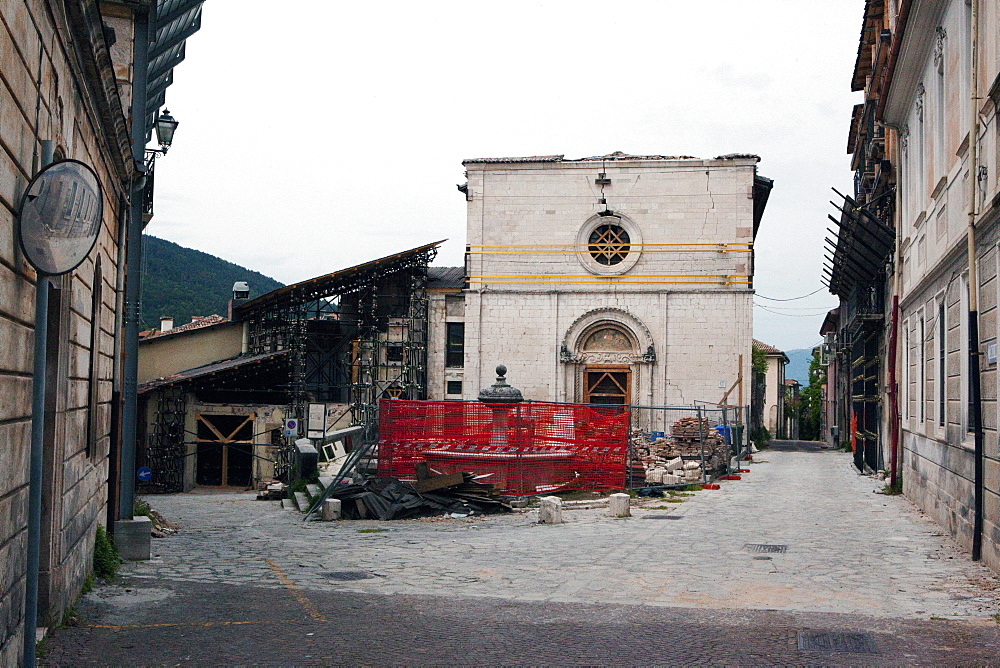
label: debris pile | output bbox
[149,510,180,538]
[324,472,512,520]
[632,416,730,483]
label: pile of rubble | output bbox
[632,416,730,484]
[325,471,512,520]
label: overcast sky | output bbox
[150,0,864,353]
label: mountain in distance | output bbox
[784,347,818,385]
[140,235,284,329]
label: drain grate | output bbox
[642,515,683,520]
[752,556,772,560]
[743,543,787,553]
[328,571,375,581]
[798,631,876,654]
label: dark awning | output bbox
[144,0,205,140]
[824,188,895,296]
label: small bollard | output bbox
[538,496,563,524]
[321,498,342,521]
[608,493,631,517]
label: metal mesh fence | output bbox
[378,399,629,495]
[629,405,749,486]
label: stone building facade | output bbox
[1,1,202,661]
[882,0,1000,571]
[831,0,1000,572]
[1,1,136,660]
[427,153,772,408]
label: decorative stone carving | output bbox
[900,124,909,151]
[933,26,947,73]
[916,83,925,122]
[559,307,656,365]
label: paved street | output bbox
[43,442,1000,665]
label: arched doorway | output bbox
[580,326,634,405]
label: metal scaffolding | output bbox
[238,242,440,444]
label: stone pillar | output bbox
[538,496,563,524]
[608,493,631,517]
[321,498,342,521]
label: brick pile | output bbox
[631,416,730,484]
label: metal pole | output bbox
[23,139,55,667]
[23,277,48,667]
[696,406,706,484]
[967,0,984,564]
[118,6,150,521]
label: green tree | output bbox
[799,349,825,441]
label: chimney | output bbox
[229,281,250,320]
[160,316,174,332]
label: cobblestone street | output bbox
[43,442,1000,665]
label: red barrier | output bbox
[378,399,629,495]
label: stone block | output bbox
[538,496,563,524]
[608,493,630,517]
[683,461,700,471]
[114,517,151,561]
[664,457,683,472]
[662,474,681,485]
[321,498,342,521]
[646,468,664,484]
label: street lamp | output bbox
[154,109,178,153]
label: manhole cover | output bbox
[798,631,876,654]
[642,515,683,520]
[743,543,787,553]
[328,571,375,581]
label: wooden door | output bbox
[584,366,631,404]
[195,413,255,487]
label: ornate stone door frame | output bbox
[559,307,656,404]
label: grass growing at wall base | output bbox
[93,525,120,580]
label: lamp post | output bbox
[154,109,178,153]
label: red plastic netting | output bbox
[377,399,629,495]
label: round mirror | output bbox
[17,159,103,276]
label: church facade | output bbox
[427,153,772,406]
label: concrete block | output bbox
[662,474,681,485]
[538,496,563,524]
[664,457,683,472]
[608,493,630,517]
[321,498,342,521]
[114,517,151,561]
[646,468,664,484]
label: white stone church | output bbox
[426,152,772,406]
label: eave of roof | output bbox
[138,350,288,394]
[235,241,444,315]
[140,314,231,342]
[463,151,760,165]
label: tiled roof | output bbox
[753,339,786,356]
[140,314,227,340]
[427,266,465,290]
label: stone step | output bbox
[318,475,335,490]
[293,491,311,512]
[280,498,297,511]
[306,483,322,499]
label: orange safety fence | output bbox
[377,399,630,495]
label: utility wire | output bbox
[754,287,827,301]
[754,304,831,317]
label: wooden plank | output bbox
[414,462,430,481]
[413,472,466,493]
